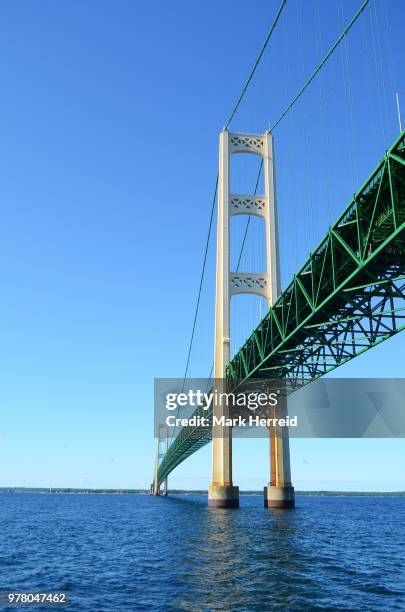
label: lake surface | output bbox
[0,493,404,610]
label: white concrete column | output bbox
[263,133,294,508]
[162,427,168,496]
[263,131,281,305]
[153,436,160,496]
[214,128,231,380]
[209,128,239,508]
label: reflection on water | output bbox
[163,495,405,611]
[172,500,304,611]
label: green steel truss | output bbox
[157,131,405,485]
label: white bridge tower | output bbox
[208,129,295,509]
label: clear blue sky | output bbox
[0,0,403,491]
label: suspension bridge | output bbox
[151,0,405,507]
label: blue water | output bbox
[0,493,404,611]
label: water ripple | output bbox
[0,494,404,610]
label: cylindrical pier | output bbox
[208,484,239,508]
[264,484,295,508]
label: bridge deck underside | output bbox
[157,132,405,485]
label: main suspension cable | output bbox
[269,0,370,132]
[181,177,218,391]
[180,0,288,390]
[225,0,287,129]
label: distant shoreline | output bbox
[0,487,404,497]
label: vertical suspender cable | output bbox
[269,0,370,132]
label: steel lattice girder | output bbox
[228,131,405,383]
[157,131,405,485]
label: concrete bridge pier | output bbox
[152,425,169,497]
[152,440,160,495]
[264,398,295,508]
